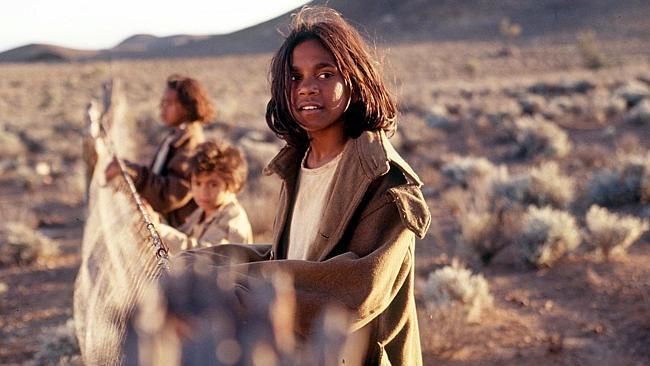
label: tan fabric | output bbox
[287,147,344,260]
[177,130,431,365]
[133,122,204,227]
[158,194,253,253]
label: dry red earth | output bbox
[1,35,649,365]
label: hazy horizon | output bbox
[1,0,309,53]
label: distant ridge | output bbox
[110,34,211,55]
[0,43,98,63]
[1,0,649,62]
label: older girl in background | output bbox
[106,74,214,227]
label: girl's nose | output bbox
[298,78,319,96]
[199,187,210,198]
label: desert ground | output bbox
[1,34,649,365]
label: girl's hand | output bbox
[105,158,139,182]
[143,201,161,227]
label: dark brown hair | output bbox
[265,6,397,147]
[166,74,216,124]
[189,140,247,193]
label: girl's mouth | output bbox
[298,102,323,111]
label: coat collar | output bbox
[264,130,422,186]
[265,130,424,261]
[170,121,202,149]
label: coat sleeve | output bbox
[180,198,415,337]
[160,220,252,254]
[132,145,193,214]
[277,200,414,335]
[175,243,274,266]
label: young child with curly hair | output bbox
[157,140,252,252]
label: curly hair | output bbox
[166,74,216,124]
[266,6,397,147]
[189,140,247,193]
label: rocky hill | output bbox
[1,0,648,62]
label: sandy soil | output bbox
[1,38,649,365]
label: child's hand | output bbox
[142,201,161,227]
[105,158,139,182]
[104,158,121,182]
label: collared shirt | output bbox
[158,194,253,253]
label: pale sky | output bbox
[1,0,310,53]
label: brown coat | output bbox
[133,122,204,227]
[179,130,431,365]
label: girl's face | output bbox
[159,88,188,127]
[289,39,350,137]
[191,171,229,217]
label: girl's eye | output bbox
[318,72,334,79]
[290,74,301,81]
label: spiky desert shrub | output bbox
[0,222,59,266]
[461,210,499,263]
[589,153,650,207]
[417,304,470,359]
[625,99,650,125]
[459,202,519,265]
[509,116,571,159]
[577,30,607,69]
[491,171,529,206]
[585,205,649,258]
[527,162,575,207]
[614,80,649,107]
[32,318,81,366]
[449,167,517,264]
[498,17,522,56]
[421,260,493,323]
[0,126,27,158]
[517,206,581,268]
[441,155,496,188]
[492,162,575,209]
[463,58,481,77]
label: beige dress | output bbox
[158,194,253,254]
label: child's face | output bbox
[191,171,229,215]
[289,39,350,137]
[159,88,188,127]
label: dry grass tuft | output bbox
[506,116,572,159]
[418,304,472,359]
[0,222,60,266]
[32,318,81,366]
[517,206,581,268]
[492,161,575,209]
[585,205,649,258]
[417,259,493,358]
[576,30,607,70]
[589,153,650,207]
[420,259,493,323]
[441,155,496,188]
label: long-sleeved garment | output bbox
[132,122,204,227]
[158,194,253,253]
[177,130,431,365]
